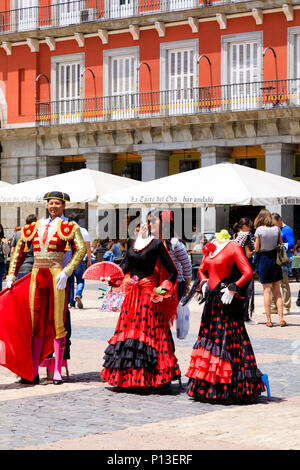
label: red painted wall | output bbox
[0,8,299,124]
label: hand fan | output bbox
[83,261,124,282]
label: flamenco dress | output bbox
[100,237,181,388]
[186,240,266,402]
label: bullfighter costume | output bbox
[0,192,86,384]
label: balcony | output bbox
[35,78,300,126]
[0,0,263,36]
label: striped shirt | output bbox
[168,238,192,283]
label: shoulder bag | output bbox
[276,229,291,267]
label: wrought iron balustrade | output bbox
[0,0,257,34]
[35,78,298,126]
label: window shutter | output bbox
[111,55,135,95]
[229,40,258,84]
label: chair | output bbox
[95,251,105,263]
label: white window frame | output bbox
[103,46,139,96]
[51,53,85,124]
[221,31,263,85]
[221,31,263,111]
[287,27,300,105]
[17,0,39,31]
[160,39,198,116]
[160,39,198,90]
[103,46,139,119]
[287,27,300,79]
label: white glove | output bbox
[220,287,235,305]
[5,279,13,289]
[55,271,69,290]
[201,280,209,297]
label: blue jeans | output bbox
[69,261,86,306]
[16,271,30,281]
[0,262,6,291]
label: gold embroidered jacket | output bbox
[8,218,87,281]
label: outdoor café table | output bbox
[292,255,300,281]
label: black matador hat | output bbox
[43,191,70,203]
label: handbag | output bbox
[276,231,291,267]
[100,287,125,312]
[176,303,190,339]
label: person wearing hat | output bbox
[4,191,86,385]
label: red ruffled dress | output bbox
[186,241,266,401]
[100,237,181,388]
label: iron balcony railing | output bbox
[35,78,298,126]
[0,0,255,34]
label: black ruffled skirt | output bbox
[186,283,265,402]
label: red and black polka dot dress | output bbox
[186,241,266,402]
[100,238,181,388]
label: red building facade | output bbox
[0,1,299,236]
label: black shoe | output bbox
[53,379,63,385]
[19,375,39,385]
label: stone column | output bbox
[139,150,170,182]
[262,143,296,227]
[85,153,115,174]
[198,146,232,233]
[84,153,115,241]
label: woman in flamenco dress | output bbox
[100,219,181,389]
[186,230,266,403]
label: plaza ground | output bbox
[0,280,299,451]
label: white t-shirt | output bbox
[80,227,91,243]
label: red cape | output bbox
[0,274,54,381]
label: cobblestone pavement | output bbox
[0,280,300,450]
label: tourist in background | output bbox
[0,224,8,290]
[10,215,37,281]
[271,213,294,316]
[254,209,287,327]
[233,218,256,324]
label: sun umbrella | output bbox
[0,168,142,208]
[97,163,300,208]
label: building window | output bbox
[294,154,300,177]
[103,47,138,120]
[18,0,38,31]
[109,0,134,18]
[169,0,198,11]
[51,53,84,124]
[236,158,257,169]
[160,39,198,115]
[179,159,199,172]
[288,27,300,105]
[222,32,263,111]
[59,0,81,26]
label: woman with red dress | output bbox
[100,221,181,389]
[186,230,266,402]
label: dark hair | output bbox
[234,218,253,231]
[232,222,240,233]
[26,214,37,225]
[68,213,80,224]
[271,213,282,222]
[0,224,4,239]
[148,209,175,249]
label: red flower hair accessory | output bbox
[161,210,173,223]
[202,241,217,255]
